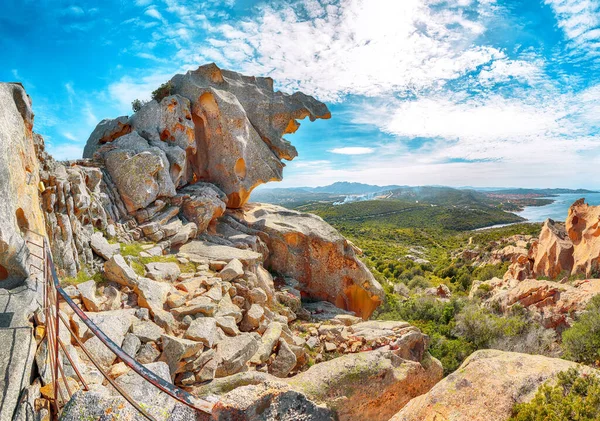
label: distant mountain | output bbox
[310,182,402,194]
[251,183,600,208]
[250,182,401,206]
[465,187,598,195]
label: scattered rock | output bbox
[215,333,260,377]
[218,258,244,282]
[269,339,297,378]
[184,317,218,347]
[89,231,119,260]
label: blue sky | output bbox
[2,0,600,189]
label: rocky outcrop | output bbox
[391,349,584,421]
[567,199,600,277]
[289,349,442,421]
[0,83,46,287]
[531,219,574,279]
[505,200,600,281]
[211,381,334,421]
[228,203,384,318]
[83,63,330,209]
[471,277,600,330]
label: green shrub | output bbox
[562,295,600,365]
[151,81,173,102]
[510,368,600,421]
[454,304,528,348]
[131,99,146,112]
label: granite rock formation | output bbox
[83,63,331,209]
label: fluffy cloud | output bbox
[545,0,600,61]
[104,0,600,188]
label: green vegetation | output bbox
[61,267,106,286]
[510,368,600,421]
[562,296,600,365]
[299,198,545,375]
[301,198,524,231]
[378,295,553,374]
[120,242,196,275]
[131,98,146,112]
[151,81,174,102]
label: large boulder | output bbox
[392,349,584,421]
[230,203,384,318]
[96,132,176,213]
[0,83,47,287]
[288,349,442,421]
[567,199,600,277]
[212,381,334,421]
[169,63,331,208]
[531,218,574,279]
[83,63,329,210]
[82,116,131,159]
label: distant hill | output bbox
[464,187,598,195]
[250,182,401,206]
[310,182,402,194]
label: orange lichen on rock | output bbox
[233,203,384,319]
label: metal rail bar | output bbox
[57,312,157,421]
[56,337,89,392]
[25,227,215,418]
[47,251,214,414]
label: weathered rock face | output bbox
[229,203,384,318]
[392,349,584,421]
[170,63,331,207]
[505,200,600,281]
[289,349,443,421]
[39,160,113,277]
[212,381,334,421]
[471,277,600,330]
[566,199,600,277]
[531,219,574,279]
[83,63,330,209]
[0,83,47,287]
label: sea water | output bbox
[516,193,600,223]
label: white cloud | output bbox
[545,0,600,60]
[291,160,331,168]
[108,72,174,114]
[65,82,75,105]
[62,5,85,16]
[185,0,506,101]
[329,147,375,155]
[62,132,77,141]
[145,8,165,21]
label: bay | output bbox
[516,193,600,222]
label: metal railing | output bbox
[26,230,214,420]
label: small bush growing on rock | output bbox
[151,81,173,102]
[562,295,600,365]
[510,368,600,421]
[131,99,147,112]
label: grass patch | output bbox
[61,267,107,286]
[120,242,154,257]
